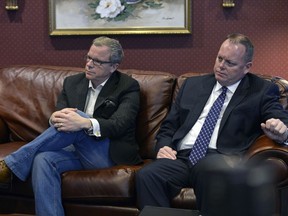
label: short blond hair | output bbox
[227,33,254,63]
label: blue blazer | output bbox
[156,73,288,156]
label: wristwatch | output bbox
[86,125,93,134]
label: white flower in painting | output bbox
[96,0,125,19]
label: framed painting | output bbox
[49,0,191,35]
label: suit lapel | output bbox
[220,75,250,130]
[181,75,216,136]
[75,76,89,111]
[187,75,216,123]
[94,71,119,110]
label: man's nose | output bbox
[219,60,226,68]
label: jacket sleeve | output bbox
[155,79,187,153]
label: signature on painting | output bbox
[88,0,164,21]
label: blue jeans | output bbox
[4,111,114,216]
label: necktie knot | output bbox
[221,86,228,95]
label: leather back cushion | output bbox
[0,66,176,160]
[258,74,288,110]
[0,66,82,141]
[121,69,176,159]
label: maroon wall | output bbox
[0,1,287,78]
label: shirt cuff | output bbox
[88,118,101,137]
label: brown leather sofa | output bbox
[0,65,288,216]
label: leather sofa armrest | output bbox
[245,135,288,187]
[0,117,9,143]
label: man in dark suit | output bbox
[0,36,141,215]
[136,33,288,214]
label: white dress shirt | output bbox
[178,80,240,150]
[84,79,108,137]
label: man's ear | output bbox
[244,61,253,74]
[110,63,119,73]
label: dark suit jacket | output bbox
[156,73,288,156]
[56,70,142,165]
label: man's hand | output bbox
[156,146,177,160]
[50,108,91,132]
[261,118,288,143]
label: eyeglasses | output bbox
[84,55,113,66]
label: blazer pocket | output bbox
[99,98,118,119]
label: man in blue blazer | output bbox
[0,36,141,215]
[136,33,288,214]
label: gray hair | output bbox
[92,36,124,64]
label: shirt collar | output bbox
[215,80,241,94]
[88,79,108,90]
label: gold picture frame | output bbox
[49,0,191,36]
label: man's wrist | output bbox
[84,119,94,135]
